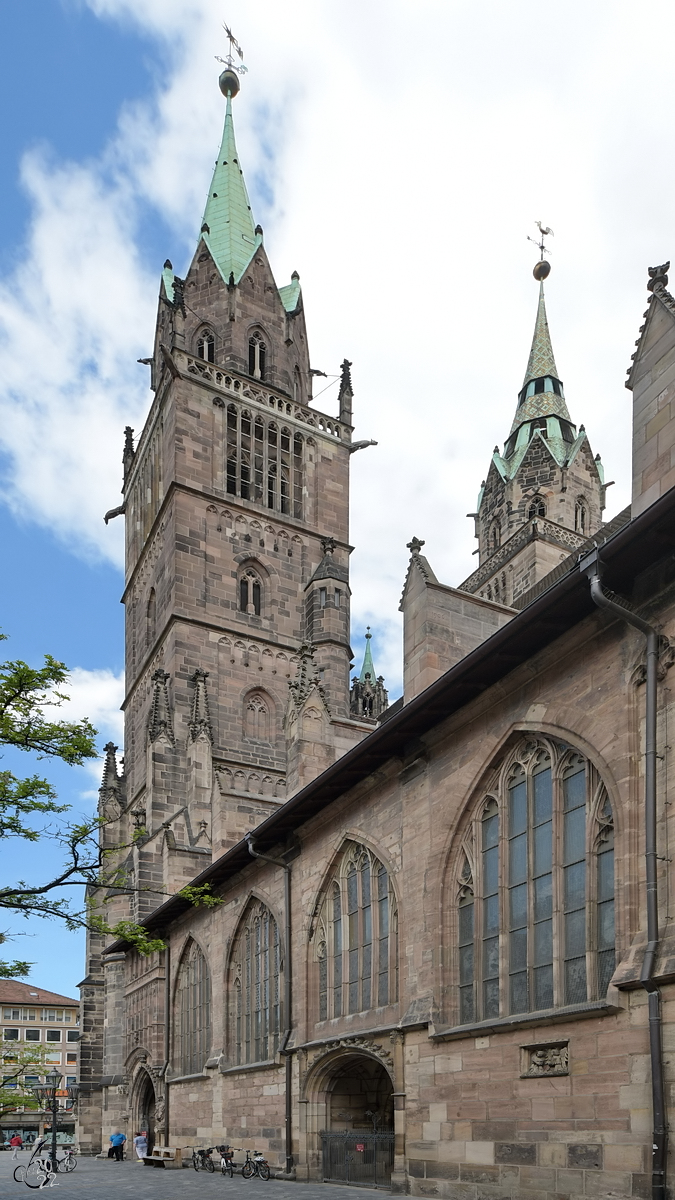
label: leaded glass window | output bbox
[314,843,398,1021]
[232,902,281,1065]
[175,941,211,1077]
[456,737,615,1023]
[223,404,304,517]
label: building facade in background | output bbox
[77,66,675,1200]
[1,980,79,1145]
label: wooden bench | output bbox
[142,1146,183,1169]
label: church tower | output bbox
[459,256,608,604]
[77,65,380,1153]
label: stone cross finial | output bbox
[406,537,425,556]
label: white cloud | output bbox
[4,0,675,692]
[46,666,125,745]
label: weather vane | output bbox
[216,23,248,75]
[527,221,553,281]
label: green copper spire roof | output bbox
[359,628,376,683]
[522,283,558,387]
[199,92,261,285]
[509,282,572,435]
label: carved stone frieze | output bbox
[307,1035,394,1073]
[520,1041,569,1077]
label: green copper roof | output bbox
[359,628,376,682]
[200,95,261,285]
[522,283,558,386]
[278,274,302,314]
[510,283,572,434]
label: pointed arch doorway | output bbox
[308,1050,394,1188]
[135,1072,156,1155]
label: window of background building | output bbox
[45,1030,61,1042]
[3,1028,19,1040]
[24,1029,41,1042]
[66,1030,79,1043]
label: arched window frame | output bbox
[248,330,267,380]
[146,588,156,647]
[174,940,211,1077]
[575,496,588,535]
[454,736,615,1027]
[314,842,398,1022]
[238,565,263,616]
[244,689,273,743]
[196,328,215,364]
[230,900,281,1065]
[528,497,546,519]
[489,520,501,553]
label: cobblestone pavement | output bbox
[0,1152,384,1199]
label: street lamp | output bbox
[31,1070,79,1168]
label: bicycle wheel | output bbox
[205,1156,215,1173]
[25,1160,49,1189]
[64,1152,77,1172]
[226,1160,234,1178]
[14,1165,27,1183]
[193,1151,201,1171]
[258,1163,270,1180]
[242,1160,254,1178]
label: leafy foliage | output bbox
[0,634,225,975]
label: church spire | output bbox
[522,284,559,388]
[199,70,261,286]
[359,627,376,683]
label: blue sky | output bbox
[3,0,675,997]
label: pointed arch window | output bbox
[575,497,588,535]
[146,588,156,647]
[244,691,271,742]
[528,498,546,519]
[175,941,211,1077]
[232,902,280,1064]
[490,520,501,553]
[314,843,398,1021]
[248,332,267,380]
[239,567,262,616]
[455,738,614,1024]
[197,329,215,363]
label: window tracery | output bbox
[175,940,211,1077]
[528,498,546,519]
[248,331,266,380]
[244,691,272,742]
[231,901,280,1064]
[197,329,215,363]
[238,567,262,616]
[225,404,303,518]
[575,497,588,535]
[455,737,615,1025]
[314,842,398,1021]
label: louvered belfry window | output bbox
[225,404,303,518]
[456,737,615,1024]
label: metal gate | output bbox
[320,1130,394,1188]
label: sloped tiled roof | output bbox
[0,980,78,1006]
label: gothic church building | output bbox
[79,67,675,1200]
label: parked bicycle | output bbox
[192,1146,217,1172]
[242,1149,270,1180]
[217,1144,237,1176]
[13,1137,63,1189]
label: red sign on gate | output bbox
[355,1144,365,1152]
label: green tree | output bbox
[0,635,220,977]
[0,1040,59,1119]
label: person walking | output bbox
[133,1131,147,1162]
[10,1134,22,1160]
[109,1131,126,1162]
